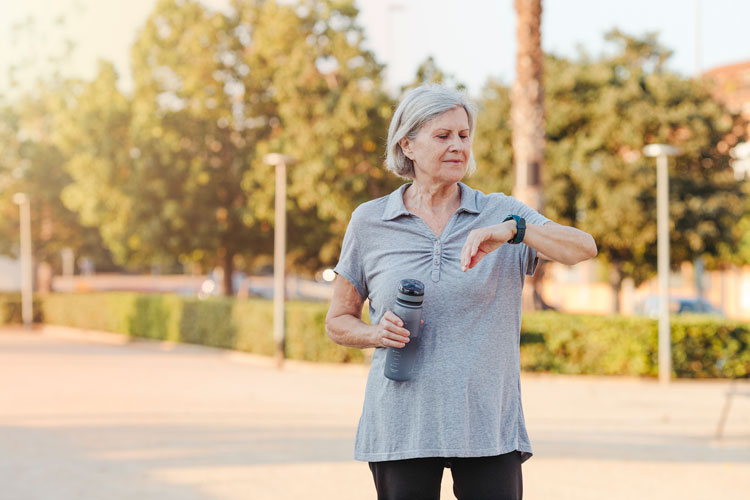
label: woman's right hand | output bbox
[372,310,412,348]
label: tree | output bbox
[473,31,747,310]
[0,82,117,289]
[232,0,396,272]
[470,80,514,195]
[511,0,545,211]
[54,62,142,267]
[399,56,467,93]
[543,31,746,308]
[512,0,546,309]
[59,0,394,294]
[0,10,117,288]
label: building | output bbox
[0,257,21,292]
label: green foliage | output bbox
[0,84,116,273]
[521,312,750,378]
[233,298,276,355]
[42,292,136,334]
[238,0,399,270]
[129,294,183,341]
[473,30,748,289]
[40,292,364,363]
[54,62,140,267]
[521,312,657,376]
[51,0,397,286]
[468,80,514,195]
[29,292,750,378]
[179,298,236,348]
[399,56,467,93]
[671,316,750,378]
[0,294,44,324]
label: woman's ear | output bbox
[399,137,413,160]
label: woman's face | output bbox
[400,106,471,185]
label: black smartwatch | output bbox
[503,215,526,244]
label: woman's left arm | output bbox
[524,221,597,266]
[461,220,597,271]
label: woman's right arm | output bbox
[325,276,412,350]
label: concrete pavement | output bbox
[1,324,749,499]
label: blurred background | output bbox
[1,0,749,317]
[1,1,749,499]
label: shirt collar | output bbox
[381,182,479,221]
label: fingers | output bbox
[461,229,486,271]
[379,310,411,348]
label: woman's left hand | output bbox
[460,221,516,272]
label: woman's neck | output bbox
[404,180,461,215]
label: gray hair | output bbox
[385,84,478,179]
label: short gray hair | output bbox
[385,84,478,179]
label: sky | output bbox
[1,0,749,97]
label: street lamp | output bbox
[643,144,681,385]
[12,193,33,329]
[384,3,405,95]
[263,153,297,368]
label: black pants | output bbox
[368,451,523,500]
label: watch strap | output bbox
[503,215,526,244]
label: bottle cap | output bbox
[397,279,424,304]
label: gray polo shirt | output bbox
[334,182,550,463]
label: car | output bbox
[634,296,725,317]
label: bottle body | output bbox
[384,279,424,382]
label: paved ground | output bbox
[1,324,749,500]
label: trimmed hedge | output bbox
[2,292,748,378]
[0,293,43,324]
[40,292,365,364]
[520,312,750,378]
[520,313,657,376]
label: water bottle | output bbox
[384,279,424,382]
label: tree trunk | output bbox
[512,0,545,310]
[608,264,623,314]
[531,262,555,310]
[219,247,234,296]
[35,261,53,296]
[512,0,545,210]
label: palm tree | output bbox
[511,0,547,309]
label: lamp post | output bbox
[263,153,297,368]
[385,3,405,95]
[12,193,33,329]
[643,144,681,385]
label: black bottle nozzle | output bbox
[397,279,424,304]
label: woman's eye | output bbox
[437,135,448,139]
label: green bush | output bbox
[42,292,136,334]
[520,312,750,378]
[28,292,750,378]
[0,293,44,324]
[129,294,182,341]
[41,292,364,363]
[671,316,750,378]
[180,298,235,349]
[520,313,657,376]
[232,299,275,356]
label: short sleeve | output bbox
[506,197,550,228]
[505,197,551,277]
[333,209,369,300]
[522,246,540,276]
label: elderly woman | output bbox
[326,84,597,500]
